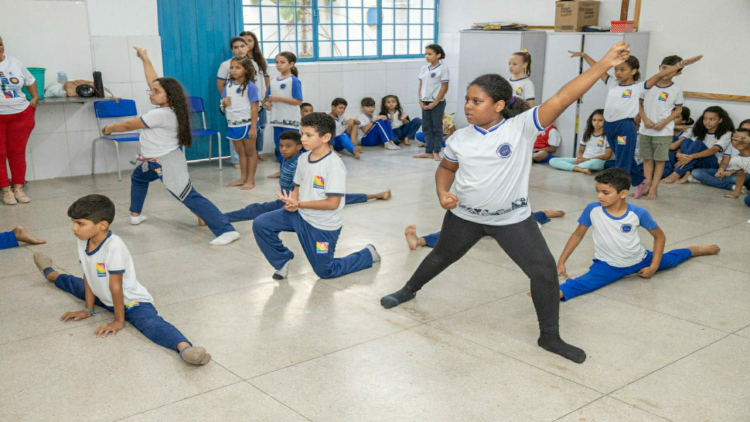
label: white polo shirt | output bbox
[269,75,303,129]
[0,56,35,115]
[509,77,535,102]
[222,80,259,127]
[443,107,546,226]
[581,134,610,159]
[218,57,268,101]
[294,151,347,231]
[578,202,658,268]
[729,154,750,173]
[603,76,647,122]
[139,107,180,158]
[639,82,684,137]
[332,114,348,137]
[77,232,154,307]
[699,132,733,162]
[419,63,450,102]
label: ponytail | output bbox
[291,65,299,78]
[624,56,641,82]
[502,96,530,119]
[469,74,529,120]
[276,52,299,77]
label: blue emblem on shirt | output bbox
[430,72,437,78]
[497,143,512,159]
[620,224,633,233]
[280,83,287,90]
[236,87,242,94]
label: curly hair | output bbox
[301,112,336,138]
[595,168,631,192]
[239,31,268,76]
[154,77,192,148]
[693,106,734,141]
[582,109,605,144]
[469,74,530,119]
[230,57,257,95]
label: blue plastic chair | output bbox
[188,96,222,170]
[93,99,140,182]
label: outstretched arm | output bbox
[644,55,703,89]
[133,47,159,89]
[538,42,631,128]
[568,51,606,83]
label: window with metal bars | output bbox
[242,0,438,61]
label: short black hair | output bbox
[594,168,631,192]
[68,194,116,224]
[361,97,375,107]
[332,98,348,107]
[661,55,683,67]
[425,43,446,60]
[279,130,302,145]
[736,128,750,136]
[301,112,336,138]
[300,102,313,110]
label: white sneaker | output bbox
[273,259,292,280]
[366,244,381,262]
[383,141,400,150]
[209,231,240,246]
[130,215,148,225]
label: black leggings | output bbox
[406,211,560,332]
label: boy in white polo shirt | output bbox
[722,128,750,211]
[637,55,685,199]
[555,168,719,301]
[252,112,380,280]
[32,194,211,365]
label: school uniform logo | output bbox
[9,77,19,84]
[430,72,437,78]
[280,83,287,90]
[516,87,523,96]
[95,263,107,277]
[617,136,627,145]
[620,224,633,233]
[124,301,140,309]
[597,138,604,147]
[622,89,633,98]
[658,92,669,102]
[316,242,329,254]
[313,175,325,189]
[154,167,163,178]
[497,143,513,159]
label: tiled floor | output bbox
[2,145,749,422]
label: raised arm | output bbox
[568,51,606,83]
[644,55,703,89]
[538,42,631,128]
[133,47,160,89]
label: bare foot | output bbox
[542,210,565,219]
[197,217,206,226]
[413,153,433,159]
[646,193,657,200]
[226,179,246,187]
[417,143,425,147]
[675,173,691,184]
[13,226,46,245]
[241,183,256,190]
[687,244,720,257]
[404,225,421,250]
[353,146,362,160]
[403,139,411,146]
[572,166,591,175]
[661,173,680,184]
[379,189,391,200]
[258,154,268,162]
[433,153,441,161]
[267,171,281,179]
[233,163,241,169]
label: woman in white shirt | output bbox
[103,47,240,246]
[0,36,38,205]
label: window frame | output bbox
[242,0,440,62]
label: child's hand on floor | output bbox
[557,262,569,279]
[60,310,91,322]
[95,321,124,338]
[637,266,657,278]
[438,192,458,210]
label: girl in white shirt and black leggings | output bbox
[103,47,240,246]
[381,42,636,365]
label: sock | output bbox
[180,345,212,365]
[537,331,586,364]
[273,259,292,280]
[209,231,240,246]
[380,287,417,309]
[43,267,55,278]
[367,244,381,262]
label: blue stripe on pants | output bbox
[604,119,644,186]
[361,120,394,146]
[392,118,422,144]
[422,212,551,248]
[273,127,299,165]
[0,230,19,250]
[559,249,692,301]
[129,162,235,237]
[252,209,373,279]
[422,101,446,154]
[54,274,189,351]
[333,133,356,154]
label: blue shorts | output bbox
[533,150,554,163]
[227,125,252,140]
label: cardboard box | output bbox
[555,1,600,32]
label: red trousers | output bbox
[0,105,36,187]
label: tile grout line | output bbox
[241,380,314,422]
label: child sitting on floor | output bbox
[550,109,611,174]
[33,194,211,365]
[380,95,422,146]
[329,98,362,159]
[415,113,456,150]
[252,113,382,280]
[532,125,562,163]
[721,127,750,211]
[223,131,390,223]
[357,97,399,150]
[554,168,719,301]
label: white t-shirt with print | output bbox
[139,107,180,158]
[698,132,733,162]
[77,232,154,307]
[222,80,259,127]
[639,82,684,137]
[509,77,535,102]
[443,107,546,226]
[357,112,376,139]
[294,151,347,231]
[603,76,647,122]
[419,63,450,102]
[218,58,268,101]
[581,134,610,159]
[269,75,303,129]
[578,202,658,268]
[386,111,406,129]
[0,56,35,115]
[332,114,348,137]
